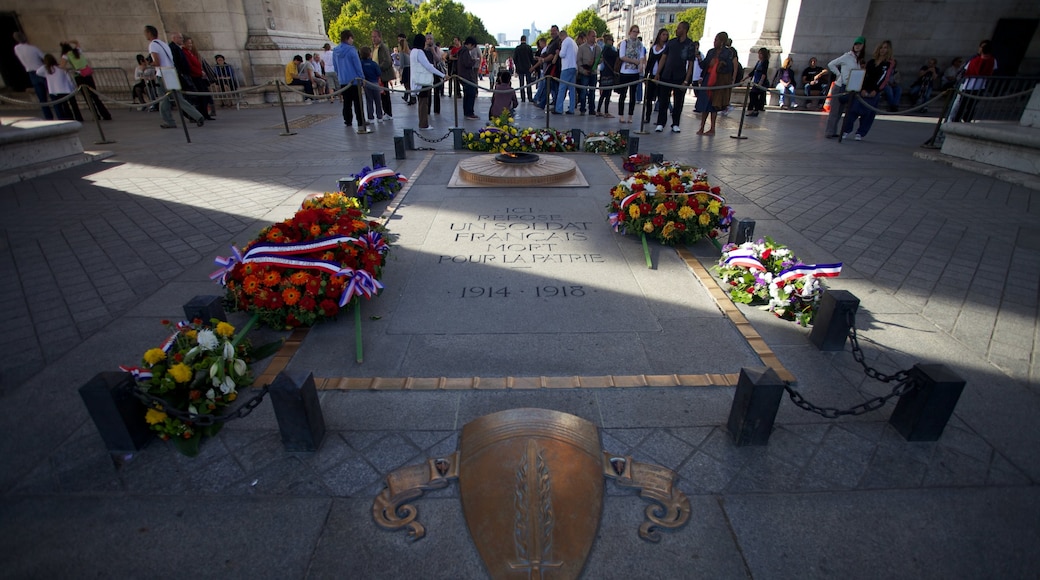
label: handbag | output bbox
[411,64,433,87]
[79,65,93,77]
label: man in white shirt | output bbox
[554,29,579,114]
[320,43,339,97]
[13,32,52,119]
[145,24,204,129]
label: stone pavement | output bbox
[0,93,1038,578]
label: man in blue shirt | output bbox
[333,29,365,127]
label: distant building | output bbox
[497,33,507,45]
[598,0,708,40]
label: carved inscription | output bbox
[439,207,605,266]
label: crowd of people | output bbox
[10,25,1002,139]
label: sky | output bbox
[459,0,596,42]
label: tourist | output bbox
[952,40,995,123]
[489,70,518,120]
[167,33,211,114]
[615,25,645,124]
[213,55,237,108]
[284,55,315,98]
[36,53,82,121]
[144,25,205,129]
[653,22,695,132]
[695,31,739,136]
[514,35,535,103]
[910,58,940,110]
[60,41,111,120]
[554,29,579,115]
[542,26,562,109]
[941,57,963,91]
[577,30,600,116]
[372,30,395,119]
[12,32,52,120]
[841,40,895,141]
[881,56,902,112]
[824,36,865,138]
[447,37,461,97]
[411,33,445,130]
[182,36,216,119]
[747,47,770,117]
[801,57,827,109]
[531,37,550,108]
[458,36,481,120]
[596,33,617,118]
[359,46,384,121]
[397,35,414,105]
[774,56,797,109]
[132,54,157,109]
[320,43,339,99]
[642,28,668,124]
[486,45,498,89]
[333,30,365,128]
[424,34,444,115]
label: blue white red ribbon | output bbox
[211,236,359,284]
[723,249,766,271]
[356,231,389,254]
[775,263,843,284]
[356,168,406,193]
[120,365,153,382]
[336,268,384,306]
[243,254,344,276]
[618,189,725,209]
[608,212,623,232]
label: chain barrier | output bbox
[412,129,453,145]
[133,384,270,426]
[783,308,917,418]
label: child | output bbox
[37,53,82,121]
[488,70,518,120]
[359,46,384,121]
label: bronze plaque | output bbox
[458,408,603,579]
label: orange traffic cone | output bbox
[822,82,836,112]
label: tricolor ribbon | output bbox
[608,212,624,233]
[357,168,407,193]
[336,268,385,306]
[120,365,153,382]
[211,236,358,285]
[210,245,245,283]
[619,192,642,209]
[723,249,766,271]
[356,231,389,254]
[159,331,180,353]
[243,254,344,276]
[775,263,843,284]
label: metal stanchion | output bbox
[83,86,115,144]
[452,75,459,129]
[356,79,372,134]
[730,81,750,140]
[634,78,652,134]
[174,90,192,143]
[544,77,553,129]
[922,89,955,149]
[275,82,296,136]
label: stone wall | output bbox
[6,0,329,90]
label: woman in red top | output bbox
[953,40,995,123]
[183,36,216,120]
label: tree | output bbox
[666,7,706,42]
[321,0,345,30]
[566,9,608,37]
[466,14,496,45]
[411,0,472,45]
[328,0,412,47]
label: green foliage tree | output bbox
[665,7,706,42]
[411,0,472,44]
[466,14,496,45]
[321,0,345,30]
[328,0,413,48]
[566,9,608,36]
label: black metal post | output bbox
[356,80,371,134]
[338,177,358,197]
[275,81,296,136]
[730,80,751,140]
[403,128,415,150]
[650,153,664,164]
[451,127,464,150]
[808,290,860,351]
[83,85,114,145]
[372,152,386,167]
[727,367,785,446]
[726,218,756,245]
[183,295,227,323]
[922,89,956,148]
[79,372,153,452]
[269,372,327,452]
[888,364,966,441]
[394,136,406,159]
[570,128,582,149]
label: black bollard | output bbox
[726,218,756,245]
[372,152,386,167]
[809,290,860,351]
[394,136,406,159]
[888,364,966,441]
[570,128,582,150]
[451,127,464,150]
[183,295,226,323]
[626,136,639,157]
[270,372,327,451]
[338,177,358,198]
[403,128,415,150]
[650,153,664,164]
[727,367,785,446]
[79,372,152,452]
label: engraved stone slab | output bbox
[386,196,660,334]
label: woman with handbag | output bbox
[60,42,111,120]
[596,33,617,118]
[410,34,445,130]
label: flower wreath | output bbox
[622,153,652,173]
[350,165,407,207]
[582,131,627,154]
[607,163,734,245]
[214,192,392,329]
[714,238,842,326]
[463,110,578,153]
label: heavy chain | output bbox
[133,384,269,426]
[784,377,916,418]
[783,306,919,418]
[846,309,911,383]
[413,129,452,144]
